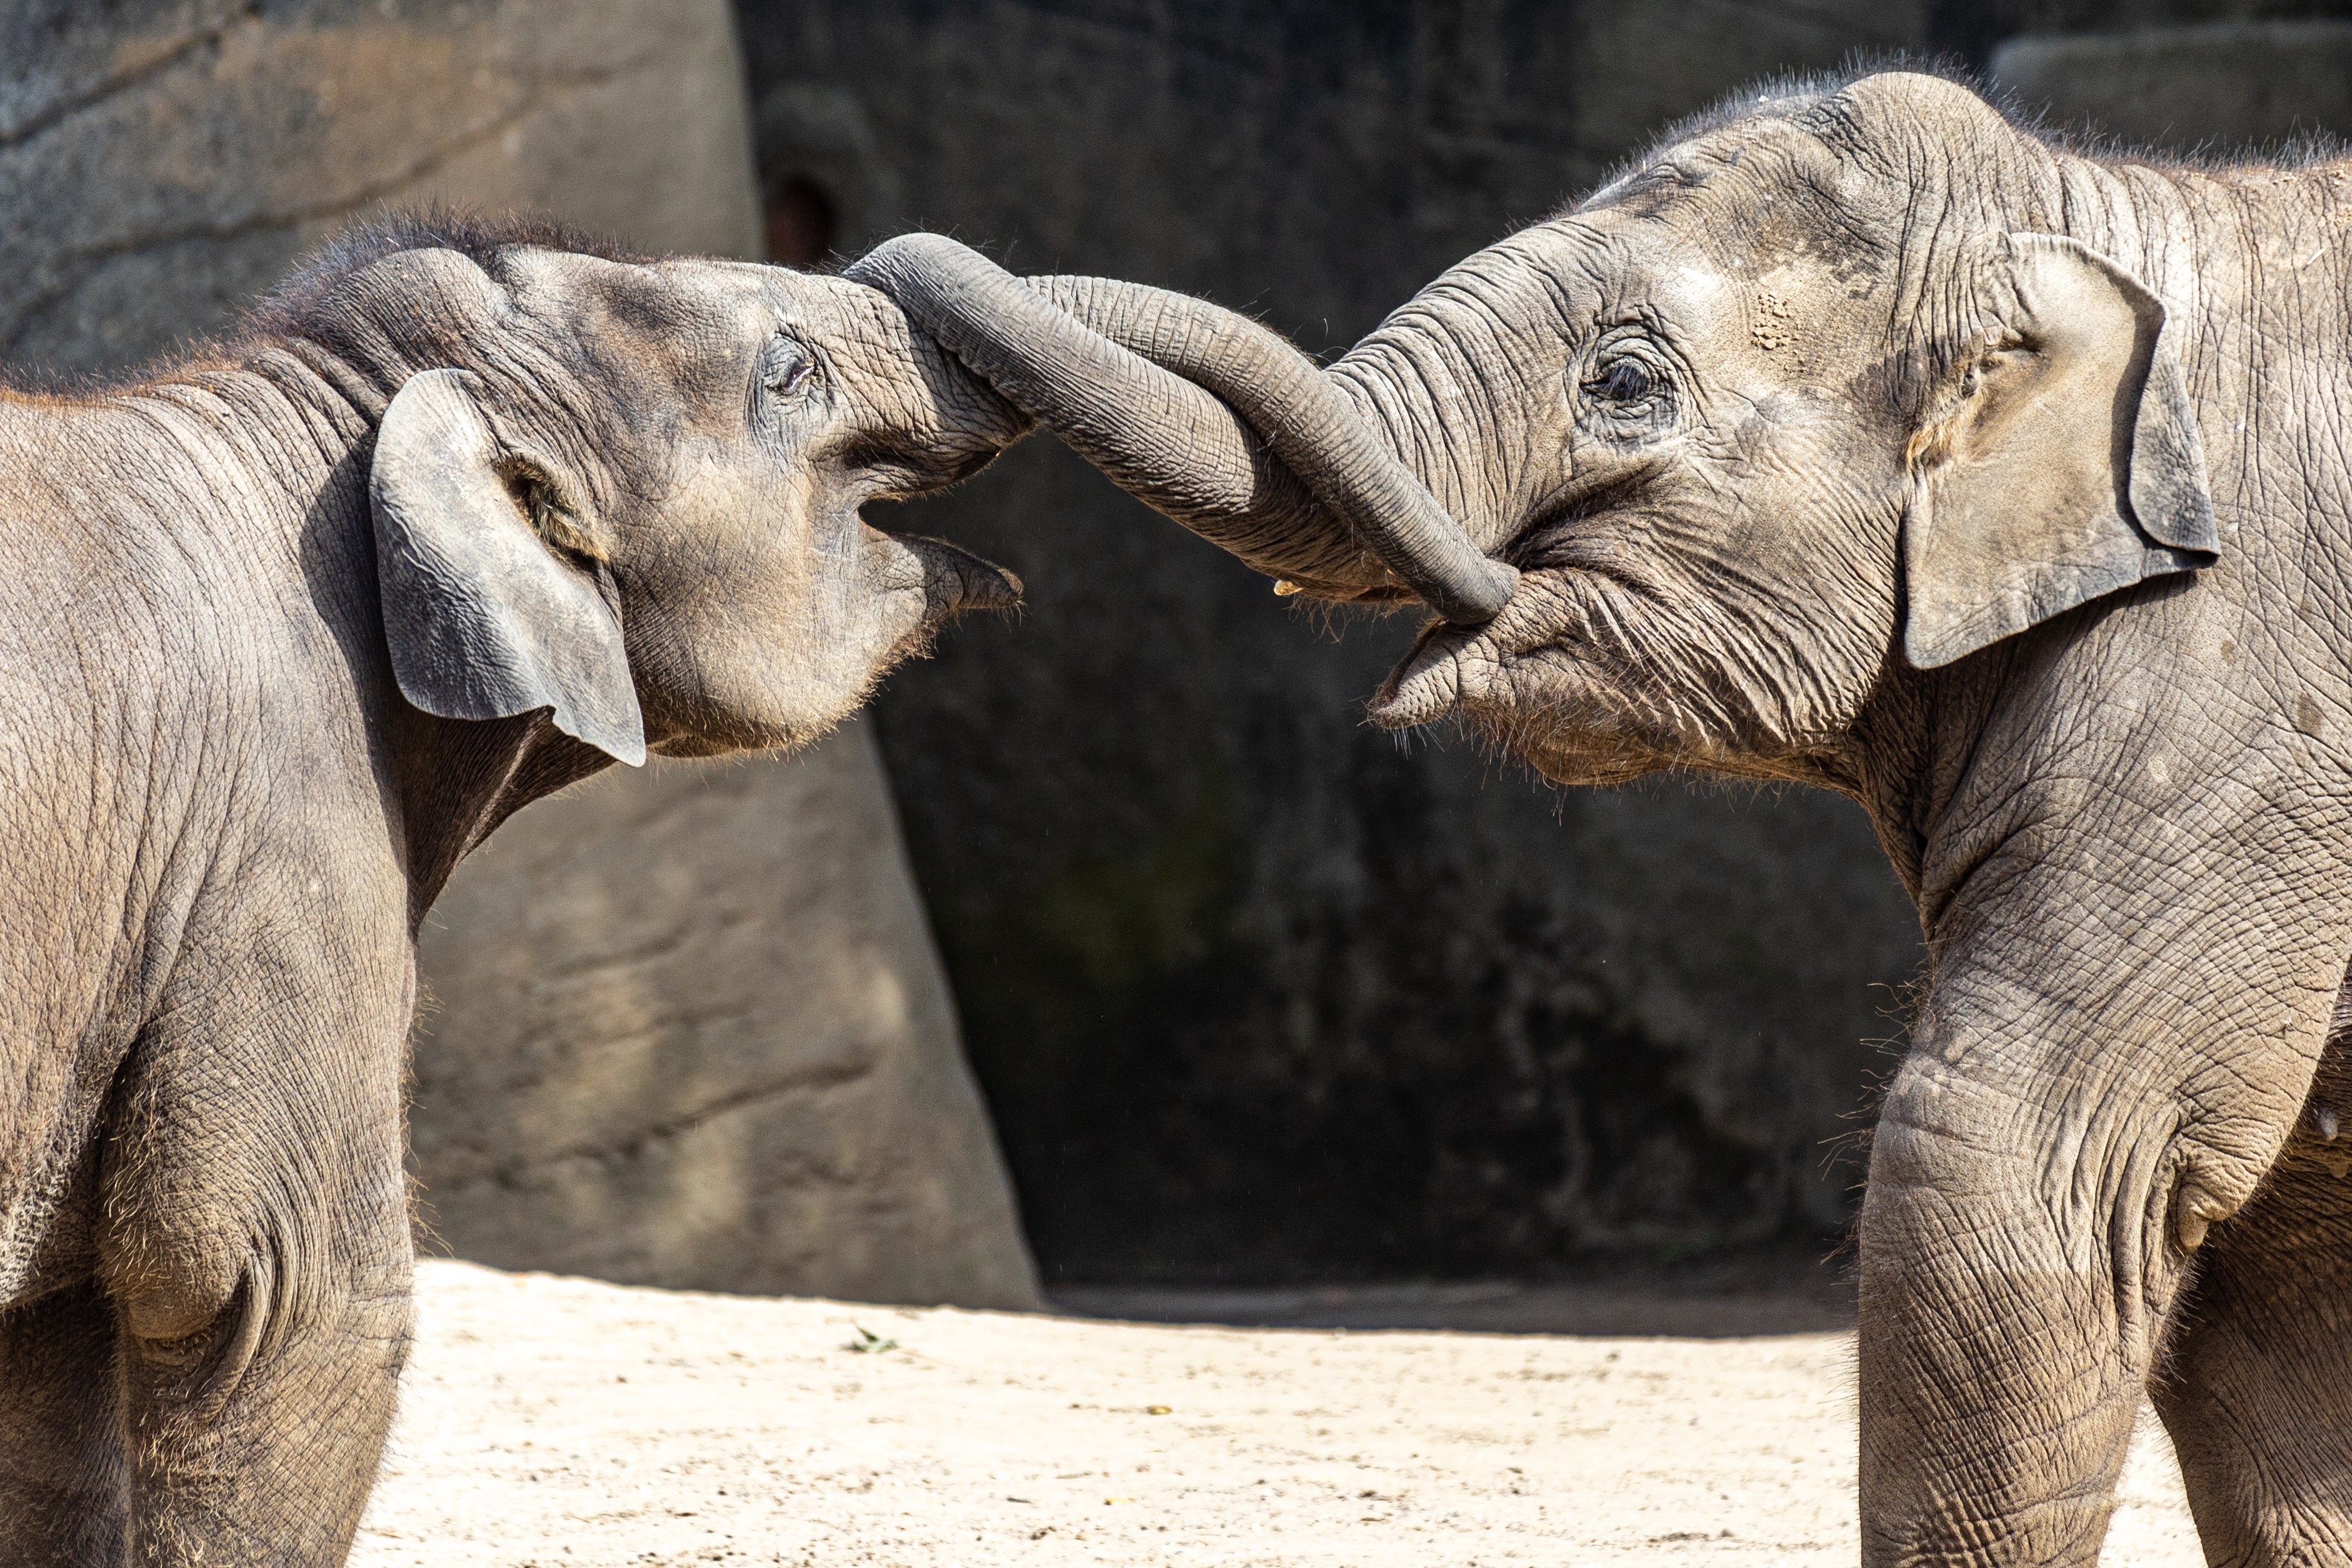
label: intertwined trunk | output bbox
[846,234,1517,623]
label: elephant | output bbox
[0,210,1025,1564]
[853,68,2352,1566]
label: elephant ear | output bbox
[1900,232,2217,669]
[369,368,646,765]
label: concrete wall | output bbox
[0,0,1038,1309]
[1992,19,2352,151]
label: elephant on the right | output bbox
[857,67,2352,1568]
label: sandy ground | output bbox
[352,1260,2202,1566]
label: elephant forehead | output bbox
[1649,258,1738,320]
[1591,117,1889,273]
[505,250,758,371]
[632,260,937,401]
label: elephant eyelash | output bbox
[1593,360,1660,403]
[762,331,825,403]
[498,459,608,566]
[768,359,813,398]
[1579,326,1678,421]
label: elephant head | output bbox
[272,215,1027,770]
[853,72,2215,797]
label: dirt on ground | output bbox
[352,1260,2200,1566]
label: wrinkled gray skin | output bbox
[864,71,2352,1567]
[0,213,1023,1565]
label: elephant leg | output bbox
[1859,1067,2158,1567]
[1856,982,2318,1566]
[2150,1020,2352,1567]
[96,939,420,1567]
[0,1280,127,1564]
[106,1176,414,1566]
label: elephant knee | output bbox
[1868,1053,2261,1333]
[103,1230,254,1375]
[1866,1058,2041,1222]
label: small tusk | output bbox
[2317,1105,2340,1142]
[1272,580,1303,597]
[2177,1187,2229,1252]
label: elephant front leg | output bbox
[1853,962,2323,1567]
[97,941,420,1566]
[1858,1063,2163,1567]
[110,1213,413,1567]
[2150,1021,2352,1567]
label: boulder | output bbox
[409,734,1038,1308]
[0,0,1038,1308]
[1992,20,2352,154]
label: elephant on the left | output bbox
[0,210,1027,1565]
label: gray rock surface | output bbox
[0,0,1038,1308]
[1992,20,2352,153]
[410,733,1038,1308]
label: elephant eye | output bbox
[1592,357,1657,404]
[1578,331,1676,434]
[763,333,819,401]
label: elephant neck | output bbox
[387,705,614,924]
[222,350,626,921]
[1831,143,2257,922]
[97,343,618,924]
[1833,656,2018,917]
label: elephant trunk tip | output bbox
[1436,558,1518,626]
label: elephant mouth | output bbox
[1365,564,1712,786]
[888,531,1023,619]
[1368,620,1474,730]
[1367,564,1584,731]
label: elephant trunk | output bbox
[848,234,1515,624]
[1051,232,1568,561]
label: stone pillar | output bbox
[0,0,1038,1308]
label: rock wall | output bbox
[0,0,1038,1308]
[1991,18,2352,150]
[409,738,1038,1308]
[735,0,2352,1284]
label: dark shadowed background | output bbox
[734,0,2352,1285]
